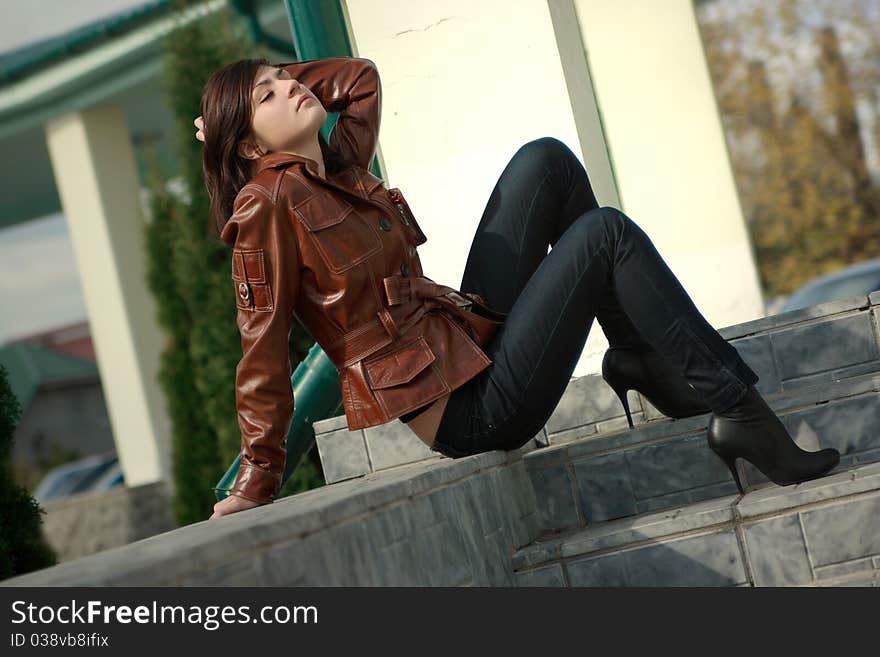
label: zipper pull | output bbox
[390,189,410,225]
[395,201,410,225]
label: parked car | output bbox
[33,451,124,503]
[775,257,880,314]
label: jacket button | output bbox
[400,262,410,277]
[409,245,416,257]
[379,216,392,231]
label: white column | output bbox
[45,106,172,489]
[344,0,763,377]
[571,0,765,328]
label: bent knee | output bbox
[514,136,574,167]
[567,205,629,242]
[580,205,627,228]
[599,206,628,224]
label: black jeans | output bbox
[431,137,759,458]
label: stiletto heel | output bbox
[602,346,711,430]
[710,445,746,495]
[609,383,634,430]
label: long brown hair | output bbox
[200,58,356,239]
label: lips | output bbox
[296,94,313,109]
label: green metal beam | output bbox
[283,0,383,179]
[283,0,353,59]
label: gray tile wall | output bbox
[526,372,880,533]
[2,448,542,587]
[512,462,880,587]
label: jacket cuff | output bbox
[230,462,282,505]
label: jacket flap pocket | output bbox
[293,192,353,231]
[231,248,266,283]
[364,337,435,389]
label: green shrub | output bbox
[0,364,57,580]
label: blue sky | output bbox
[0,0,150,55]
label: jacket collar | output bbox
[254,151,321,177]
[251,151,385,204]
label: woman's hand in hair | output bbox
[208,492,261,519]
[194,115,205,143]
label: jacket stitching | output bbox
[271,168,285,203]
[365,259,383,309]
[436,311,492,369]
[340,369,357,428]
[232,248,274,313]
[291,179,382,274]
[290,190,321,211]
[231,248,266,282]
[235,183,274,207]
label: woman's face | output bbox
[244,64,326,158]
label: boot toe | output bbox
[822,447,841,471]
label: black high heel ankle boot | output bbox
[707,385,840,495]
[602,346,712,430]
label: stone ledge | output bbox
[735,460,880,518]
[717,294,873,340]
[2,443,540,587]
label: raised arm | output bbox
[218,184,302,505]
[194,57,381,172]
[276,56,381,171]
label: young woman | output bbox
[198,56,840,520]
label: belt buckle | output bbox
[444,291,473,309]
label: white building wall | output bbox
[344,0,763,377]
[572,0,764,329]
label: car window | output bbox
[782,271,880,312]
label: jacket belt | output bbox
[323,275,475,370]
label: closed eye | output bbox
[261,91,274,103]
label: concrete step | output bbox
[524,369,880,533]
[315,292,880,484]
[513,460,880,587]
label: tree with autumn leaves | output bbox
[697,0,880,298]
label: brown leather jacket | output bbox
[219,56,506,505]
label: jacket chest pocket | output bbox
[293,192,382,274]
[387,188,427,246]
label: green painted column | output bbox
[283,0,352,60]
[284,0,383,179]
